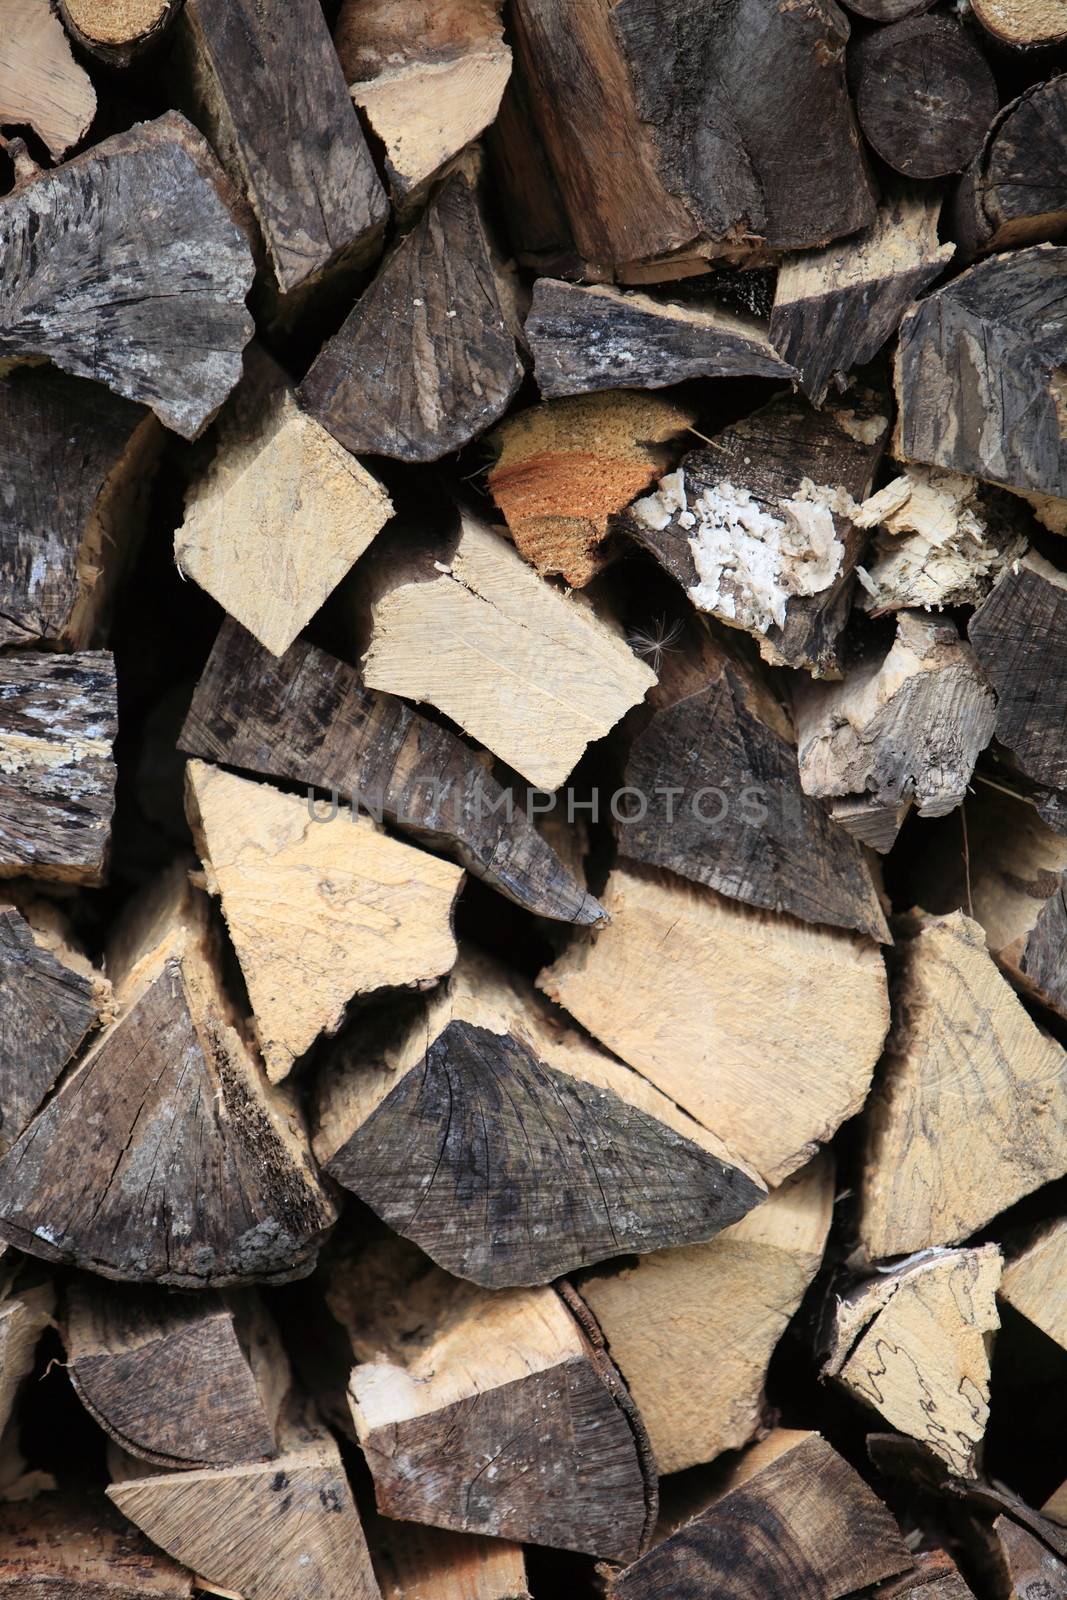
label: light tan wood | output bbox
[0,0,96,161]
[825,1245,1001,1478]
[0,1280,53,1439]
[972,0,1067,45]
[860,912,1067,1258]
[362,511,656,789]
[1045,1480,1067,1526]
[999,1221,1067,1353]
[61,0,170,46]
[368,1516,530,1600]
[578,1153,833,1475]
[186,760,462,1082]
[539,862,889,1186]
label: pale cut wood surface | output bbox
[0,1495,193,1599]
[0,0,96,159]
[367,1514,530,1600]
[0,1280,54,1440]
[999,1220,1067,1353]
[971,0,1067,44]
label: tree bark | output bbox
[949,77,1067,261]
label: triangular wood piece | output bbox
[0,0,96,160]
[186,760,463,1081]
[1000,1220,1067,1354]
[0,1494,193,1599]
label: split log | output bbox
[360,511,656,790]
[987,1515,1067,1600]
[298,171,521,462]
[526,279,794,400]
[851,17,997,181]
[0,113,254,441]
[335,0,511,207]
[840,0,935,21]
[175,353,393,658]
[610,1430,913,1600]
[0,0,95,160]
[175,0,387,296]
[999,1221,1067,1355]
[616,617,891,941]
[895,245,1067,500]
[366,1515,529,1600]
[539,861,890,1187]
[313,946,764,1287]
[57,0,182,67]
[109,1400,380,1600]
[949,78,1067,261]
[0,1496,193,1600]
[769,189,954,406]
[0,1278,54,1439]
[575,1154,833,1476]
[625,388,890,676]
[1048,1483,1067,1525]
[859,911,1067,1259]
[64,1279,289,1469]
[971,0,1067,48]
[0,651,118,886]
[823,1246,1001,1478]
[330,1239,655,1561]
[0,866,337,1287]
[793,612,996,852]
[186,759,463,1082]
[486,390,694,587]
[871,1553,975,1600]
[178,618,605,926]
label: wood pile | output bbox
[0,2,1066,1598]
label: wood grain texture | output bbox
[57,0,181,66]
[178,618,605,926]
[840,0,935,21]
[859,911,1067,1258]
[0,0,95,159]
[367,1515,529,1600]
[0,650,118,886]
[971,0,1067,46]
[299,171,521,462]
[949,77,1067,261]
[990,1515,1067,1599]
[0,113,255,440]
[0,1495,193,1599]
[0,1280,54,1440]
[999,1220,1067,1353]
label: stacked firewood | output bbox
[0,0,1066,1596]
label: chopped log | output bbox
[178,618,605,926]
[0,899,110,1159]
[298,171,521,462]
[840,0,935,21]
[331,1239,655,1561]
[625,388,890,676]
[793,612,997,851]
[335,0,511,207]
[999,1221,1067,1354]
[0,0,95,160]
[851,17,997,181]
[526,279,794,400]
[824,1245,1001,1478]
[0,651,118,886]
[539,862,890,1187]
[186,759,463,1082]
[0,866,337,1287]
[851,467,1029,613]
[175,0,387,296]
[366,1515,529,1600]
[971,0,1067,48]
[871,1553,975,1600]
[64,1279,289,1469]
[485,67,586,280]
[0,1279,54,1439]
[769,189,954,406]
[859,911,1067,1259]
[949,78,1067,262]
[486,391,694,587]
[0,1495,193,1599]
[313,945,764,1287]
[360,511,656,790]
[988,1515,1067,1600]
[0,113,254,441]
[576,1153,833,1476]
[895,245,1067,500]
[57,0,181,67]
[610,1430,913,1600]
[175,353,393,658]
[109,1400,380,1600]
[616,618,891,941]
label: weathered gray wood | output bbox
[970,553,1067,796]
[0,113,254,440]
[949,77,1067,262]
[840,0,934,20]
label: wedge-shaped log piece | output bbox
[332,1240,655,1562]
[949,78,1067,262]
[859,912,1067,1258]
[0,651,118,885]
[0,868,337,1286]
[186,760,463,1082]
[57,0,181,67]
[0,1277,54,1439]
[175,355,393,658]
[896,246,1067,500]
[65,1279,289,1469]
[610,1430,912,1600]
[0,0,95,159]
[367,1515,529,1600]
[176,0,386,295]
[577,1155,833,1476]
[0,113,254,440]
[626,389,889,676]
[179,619,604,926]
[617,620,890,940]
[314,947,764,1287]
[770,190,953,406]
[987,1515,1067,1599]
[825,1246,1000,1479]
[0,1495,193,1599]
[527,280,793,400]
[794,613,996,852]
[999,1221,1067,1355]
[336,0,511,206]
[109,1401,380,1600]
[299,171,521,462]
[362,512,655,790]
[540,863,889,1187]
